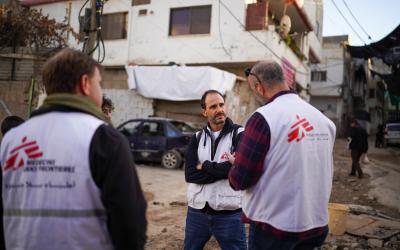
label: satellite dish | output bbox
[280,15,291,36]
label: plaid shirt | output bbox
[228,90,328,240]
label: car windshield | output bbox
[119,121,141,136]
[171,121,195,133]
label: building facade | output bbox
[21,0,324,125]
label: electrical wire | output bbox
[329,0,367,45]
[218,0,310,76]
[218,0,232,58]
[79,0,90,52]
[78,0,90,27]
[341,0,372,40]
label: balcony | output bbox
[245,0,312,62]
[268,0,313,34]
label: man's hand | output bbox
[226,152,236,164]
[196,163,203,170]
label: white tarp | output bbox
[125,65,236,101]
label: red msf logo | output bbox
[288,115,314,143]
[4,136,43,171]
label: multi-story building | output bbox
[309,35,348,136]
[22,0,324,124]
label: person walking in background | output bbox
[184,90,246,250]
[0,48,147,250]
[348,119,369,178]
[228,61,336,250]
[375,124,384,148]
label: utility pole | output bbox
[84,0,97,55]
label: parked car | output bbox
[384,122,400,146]
[117,117,196,169]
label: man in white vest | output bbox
[184,90,246,250]
[0,48,147,250]
[229,61,336,250]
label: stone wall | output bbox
[0,80,31,121]
[102,67,154,127]
[103,89,154,127]
[0,48,46,122]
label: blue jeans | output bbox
[184,206,247,250]
[248,224,328,250]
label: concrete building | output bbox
[20,0,324,125]
[310,35,348,136]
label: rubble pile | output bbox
[319,204,400,249]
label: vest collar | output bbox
[264,90,297,106]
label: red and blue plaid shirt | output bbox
[228,90,328,240]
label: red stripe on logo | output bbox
[28,152,43,159]
[290,118,306,129]
[25,145,39,154]
[10,141,37,154]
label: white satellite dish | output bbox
[280,14,291,36]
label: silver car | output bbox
[384,123,400,146]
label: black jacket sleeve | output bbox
[90,124,147,250]
[185,134,220,184]
[202,131,243,178]
[202,160,232,179]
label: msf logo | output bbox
[288,115,314,143]
[4,136,43,171]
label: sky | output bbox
[323,0,400,46]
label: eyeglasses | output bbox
[244,67,262,84]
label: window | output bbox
[165,123,180,137]
[132,0,150,6]
[102,12,128,40]
[311,71,327,82]
[119,121,141,136]
[138,9,147,16]
[171,121,195,133]
[141,122,164,136]
[169,6,211,36]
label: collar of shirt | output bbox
[264,90,297,106]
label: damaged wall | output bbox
[225,80,260,126]
[102,67,154,126]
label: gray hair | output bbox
[252,60,285,87]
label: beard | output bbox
[212,112,226,125]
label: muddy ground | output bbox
[137,139,400,249]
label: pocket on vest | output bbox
[215,184,242,210]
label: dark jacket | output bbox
[0,105,147,250]
[349,126,369,153]
[185,117,242,184]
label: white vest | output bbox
[243,93,336,232]
[0,112,113,250]
[187,127,244,210]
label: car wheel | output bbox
[161,150,182,169]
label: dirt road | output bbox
[137,139,400,249]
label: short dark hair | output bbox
[1,115,25,136]
[102,95,114,111]
[200,90,224,109]
[42,48,101,95]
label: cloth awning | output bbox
[125,66,236,101]
[347,25,400,64]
